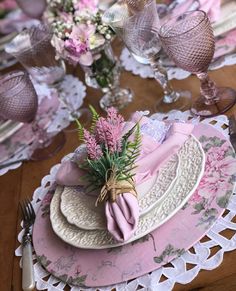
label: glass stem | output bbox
[196,72,219,105]
[150,55,179,103]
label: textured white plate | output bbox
[50,135,205,249]
[60,154,179,230]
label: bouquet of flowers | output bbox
[45,0,115,66]
[76,106,141,204]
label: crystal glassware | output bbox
[0,70,65,160]
[103,0,191,112]
[159,10,236,117]
[80,41,133,111]
[0,70,38,122]
[15,0,47,19]
[5,24,65,85]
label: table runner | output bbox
[15,110,236,291]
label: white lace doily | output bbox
[15,110,236,291]
[0,75,86,176]
[121,48,236,80]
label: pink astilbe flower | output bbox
[95,107,124,153]
[84,129,102,160]
[107,107,124,126]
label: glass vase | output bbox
[81,41,133,111]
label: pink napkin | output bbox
[199,0,221,22]
[55,119,194,242]
[163,0,221,23]
[105,121,194,242]
[0,12,31,34]
[56,160,87,186]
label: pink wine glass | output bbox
[15,0,47,19]
[159,10,236,117]
[0,70,65,161]
[0,70,38,123]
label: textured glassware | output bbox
[5,24,65,85]
[0,70,38,123]
[159,10,236,117]
[0,70,65,160]
[81,41,133,111]
[15,0,47,19]
[103,0,191,112]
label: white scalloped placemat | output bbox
[121,48,236,80]
[15,110,236,291]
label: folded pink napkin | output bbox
[105,193,139,242]
[56,160,87,186]
[55,118,194,242]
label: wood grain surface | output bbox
[0,41,236,291]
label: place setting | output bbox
[2,0,235,290]
[15,105,235,289]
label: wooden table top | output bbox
[1,43,236,291]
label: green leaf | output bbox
[89,105,100,133]
[75,119,84,141]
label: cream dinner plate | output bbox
[50,135,205,249]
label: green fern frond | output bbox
[89,105,100,133]
[116,123,141,181]
[75,119,84,142]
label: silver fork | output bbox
[20,199,36,291]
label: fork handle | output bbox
[22,242,35,291]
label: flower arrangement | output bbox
[45,0,115,66]
[0,0,17,19]
[76,106,141,204]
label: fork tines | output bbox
[20,198,36,224]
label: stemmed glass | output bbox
[5,24,65,86]
[103,0,191,112]
[0,70,65,161]
[159,10,236,117]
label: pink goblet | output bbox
[159,10,236,117]
[0,70,65,161]
[0,70,38,122]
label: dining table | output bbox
[0,39,236,291]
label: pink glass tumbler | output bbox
[159,10,236,117]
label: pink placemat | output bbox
[32,123,236,287]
